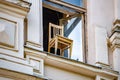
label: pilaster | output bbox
[26,0,43,51]
[0,0,31,58]
[94,25,110,69]
[114,0,120,20]
[110,20,120,80]
[110,0,120,79]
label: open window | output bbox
[43,0,87,62]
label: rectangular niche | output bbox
[0,17,17,50]
[30,58,41,73]
[27,55,44,76]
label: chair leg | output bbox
[55,38,58,55]
[69,43,73,58]
[48,44,50,52]
[61,49,64,56]
[69,48,71,58]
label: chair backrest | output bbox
[49,23,64,42]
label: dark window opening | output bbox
[43,0,86,61]
[43,7,63,53]
[43,6,84,61]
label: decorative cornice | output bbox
[111,19,120,34]
[110,20,120,50]
[113,19,120,26]
[2,0,31,10]
[0,0,31,17]
[26,41,42,48]
[110,34,120,50]
[112,25,120,33]
[24,47,119,78]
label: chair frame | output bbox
[48,23,73,58]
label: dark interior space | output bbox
[43,7,63,53]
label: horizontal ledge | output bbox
[0,0,30,12]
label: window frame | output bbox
[42,0,88,62]
[48,0,86,13]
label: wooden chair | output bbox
[48,23,73,58]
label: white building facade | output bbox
[0,0,120,80]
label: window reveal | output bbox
[43,0,87,62]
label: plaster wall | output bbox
[44,65,94,80]
[95,26,108,64]
[87,0,114,65]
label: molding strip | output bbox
[48,0,86,13]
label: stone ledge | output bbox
[0,68,46,80]
[0,0,31,16]
[0,58,33,75]
[25,46,119,78]
[4,0,31,9]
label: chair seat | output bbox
[49,35,73,49]
[48,35,73,58]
